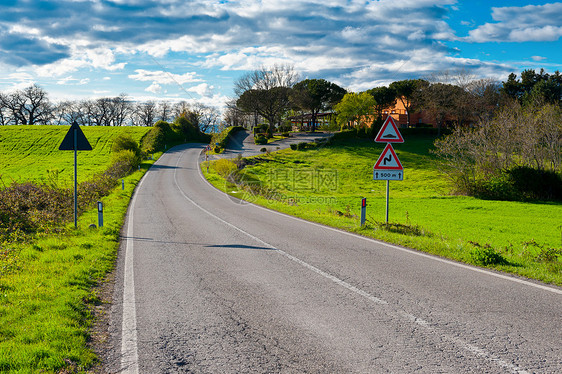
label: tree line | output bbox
[0,84,220,132]
[229,66,562,137]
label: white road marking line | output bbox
[120,173,145,374]
[186,149,532,372]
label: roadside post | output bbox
[360,198,367,226]
[97,201,104,228]
[58,121,92,228]
[373,116,404,224]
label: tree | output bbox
[234,64,299,135]
[421,83,465,135]
[191,103,221,133]
[19,85,52,125]
[366,86,397,124]
[0,85,52,125]
[389,79,427,126]
[465,78,501,122]
[334,92,376,129]
[109,94,132,126]
[291,79,346,132]
[134,101,157,126]
[502,69,562,105]
[0,92,10,125]
[157,101,172,122]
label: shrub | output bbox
[469,245,507,266]
[508,166,562,201]
[214,146,221,153]
[112,134,141,156]
[0,182,73,241]
[213,159,238,177]
[290,144,297,150]
[296,142,307,150]
[212,126,244,149]
[141,126,165,153]
[254,135,268,145]
[260,147,267,153]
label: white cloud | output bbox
[187,83,214,97]
[467,3,562,42]
[531,56,547,62]
[128,69,202,85]
[145,82,162,93]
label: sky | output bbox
[1,0,561,112]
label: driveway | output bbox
[211,130,333,159]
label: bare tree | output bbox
[110,94,132,126]
[134,101,157,126]
[157,101,172,122]
[19,85,52,125]
[191,102,220,132]
[172,101,190,119]
[235,64,299,135]
[0,92,10,125]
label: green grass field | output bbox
[0,125,151,186]
[203,134,562,285]
[0,125,155,373]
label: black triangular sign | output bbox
[59,122,92,151]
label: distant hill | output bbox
[0,125,151,186]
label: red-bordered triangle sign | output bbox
[374,143,403,170]
[375,116,404,143]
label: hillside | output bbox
[0,125,151,186]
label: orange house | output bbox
[380,99,435,128]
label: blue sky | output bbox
[1,0,561,111]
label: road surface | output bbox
[212,130,333,159]
[106,143,562,373]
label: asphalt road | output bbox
[107,143,562,373]
[212,130,333,159]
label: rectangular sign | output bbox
[373,169,403,181]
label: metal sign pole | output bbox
[385,180,390,224]
[74,129,78,228]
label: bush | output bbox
[290,144,297,150]
[508,166,562,201]
[296,142,307,150]
[433,102,562,201]
[141,126,166,153]
[112,134,141,156]
[469,245,507,266]
[260,147,267,153]
[0,183,72,241]
[212,126,244,149]
[213,159,238,177]
[254,135,268,145]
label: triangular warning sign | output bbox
[59,122,92,151]
[373,143,403,170]
[375,116,404,143]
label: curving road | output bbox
[106,143,562,373]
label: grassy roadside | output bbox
[202,135,562,286]
[0,156,161,373]
[0,123,162,373]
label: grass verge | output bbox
[202,135,562,286]
[0,155,159,373]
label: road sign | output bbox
[374,116,404,143]
[373,170,403,181]
[373,143,403,170]
[59,122,92,227]
[59,121,92,151]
